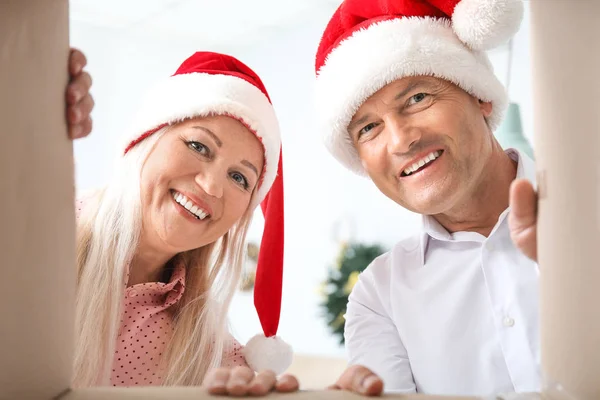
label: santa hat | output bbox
[315,0,524,175]
[123,52,292,374]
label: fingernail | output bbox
[210,377,226,388]
[362,375,378,389]
[230,379,246,387]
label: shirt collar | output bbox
[163,261,186,306]
[419,148,536,266]
[125,258,186,306]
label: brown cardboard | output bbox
[0,1,73,399]
[529,1,600,399]
[59,387,479,400]
[59,388,544,400]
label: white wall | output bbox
[70,2,534,358]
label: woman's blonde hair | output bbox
[73,126,254,386]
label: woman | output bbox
[68,50,298,395]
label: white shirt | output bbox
[344,149,541,396]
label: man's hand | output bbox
[204,366,299,396]
[509,178,538,262]
[328,365,384,396]
[66,48,94,139]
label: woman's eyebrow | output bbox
[191,126,222,147]
[241,160,258,177]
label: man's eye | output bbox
[408,93,428,105]
[358,122,378,137]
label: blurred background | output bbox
[69,0,535,387]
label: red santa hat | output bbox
[123,51,292,374]
[315,0,524,175]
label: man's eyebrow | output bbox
[348,114,370,134]
[348,79,440,134]
[394,79,438,101]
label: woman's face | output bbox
[139,115,264,254]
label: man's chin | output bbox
[397,195,455,216]
[395,180,460,214]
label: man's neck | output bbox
[433,149,518,237]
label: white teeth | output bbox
[171,191,209,220]
[403,151,442,176]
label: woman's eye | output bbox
[188,141,209,155]
[230,172,249,189]
[408,93,428,105]
[358,122,378,137]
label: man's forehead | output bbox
[350,76,446,120]
[378,75,447,96]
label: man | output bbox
[314,0,541,396]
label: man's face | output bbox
[348,76,494,215]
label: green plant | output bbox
[320,242,385,345]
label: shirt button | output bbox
[503,316,515,327]
[129,290,138,298]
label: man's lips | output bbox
[400,150,444,177]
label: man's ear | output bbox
[478,100,493,118]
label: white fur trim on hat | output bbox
[453,0,524,51]
[315,17,507,176]
[124,73,281,207]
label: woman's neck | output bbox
[128,238,176,286]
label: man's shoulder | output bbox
[362,234,422,280]
[350,234,422,308]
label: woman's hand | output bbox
[204,366,299,396]
[66,48,94,140]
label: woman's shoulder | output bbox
[75,188,102,220]
[220,334,248,368]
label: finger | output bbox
[66,71,93,105]
[69,117,92,140]
[335,365,383,396]
[361,375,384,396]
[248,370,277,396]
[225,366,255,396]
[204,368,231,395]
[274,374,300,393]
[509,179,537,228]
[68,94,95,125]
[509,179,538,261]
[69,48,87,76]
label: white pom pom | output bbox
[242,334,293,375]
[452,0,524,51]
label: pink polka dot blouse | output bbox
[75,197,248,387]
